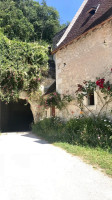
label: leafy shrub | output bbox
[32,117,65,142]
[32,116,112,150]
[65,117,112,149]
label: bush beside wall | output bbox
[32,116,112,150]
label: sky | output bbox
[36,0,84,24]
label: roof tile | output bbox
[53,0,112,53]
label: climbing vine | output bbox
[40,92,73,110]
[75,69,112,116]
[0,32,48,102]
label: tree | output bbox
[0,0,63,43]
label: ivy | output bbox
[0,32,48,102]
[40,92,73,110]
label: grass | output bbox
[54,142,112,177]
[32,116,112,178]
[33,130,112,177]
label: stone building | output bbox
[1,0,112,131]
[52,0,112,119]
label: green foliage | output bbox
[32,116,112,150]
[0,0,66,102]
[0,0,63,43]
[0,32,48,102]
[76,80,96,109]
[65,117,112,149]
[0,0,34,41]
[54,143,112,177]
[40,92,73,110]
[32,117,65,142]
[76,75,112,116]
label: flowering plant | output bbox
[75,69,112,117]
[0,32,48,102]
[40,92,72,110]
[96,78,105,88]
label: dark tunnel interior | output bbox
[0,100,33,132]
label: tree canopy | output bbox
[0,0,63,43]
[0,0,66,103]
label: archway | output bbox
[0,100,33,132]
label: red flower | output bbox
[108,86,111,90]
[77,84,83,91]
[78,84,83,88]
[96,79,105,88]
[100,84,104,88]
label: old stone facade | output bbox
[54,19,112,119]
[1,0,112,129]
[51,0,112,119]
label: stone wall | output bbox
[55,20,112,119]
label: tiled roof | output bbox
[53,0,112,53]
[52,26,68,49]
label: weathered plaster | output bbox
[55,20,112,119]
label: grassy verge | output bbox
[33,131,112,177]
[32,117,112,177]
[54,142,112,177]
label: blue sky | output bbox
[36,0,84,24]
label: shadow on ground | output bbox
[21,133,49,144]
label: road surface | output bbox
[0,132,112,200]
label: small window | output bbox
[81,6,97,27]
[88,92,95,106]
[87,4,100,15]
[88,7,96,15]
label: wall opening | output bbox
[88,92,95,106]
[0,100,33,132]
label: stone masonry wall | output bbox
[55,20,112,119]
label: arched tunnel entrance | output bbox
[0,100,33,132]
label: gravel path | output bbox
[0,132,112,200]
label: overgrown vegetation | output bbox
[0,0,65,43]
[76,73,112,117]
[32,116,112,150]
[0,0,67,103]
[0,32,48,102]
[40,92,72,110]
[32,117,112,176]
